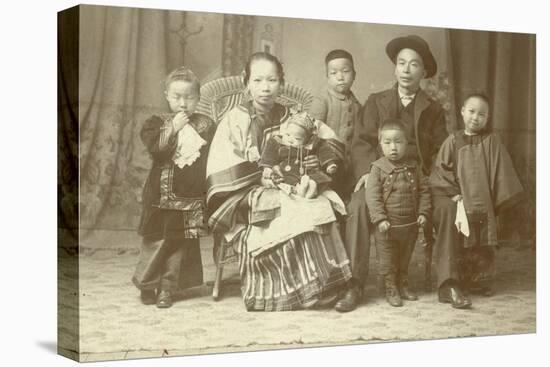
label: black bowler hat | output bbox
[386,35,437,78]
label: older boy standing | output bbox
[336,35,448,312]
[309,49,362,200]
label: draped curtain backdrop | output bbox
[77,6,193,234]
[72,7,252,239]
[221,14,255,76]
[446,29,536,240]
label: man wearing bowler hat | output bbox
[335,35,468,312]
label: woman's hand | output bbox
[451,194,463,202]
[260,176,276,188]
[271,165,284,184]
[261,166,284,188]
[261,167,276,188]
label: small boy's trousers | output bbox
[374,224,418,279]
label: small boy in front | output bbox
[365,119,431,307]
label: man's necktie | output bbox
[401,95,414,107]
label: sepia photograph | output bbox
[54,0,540,365]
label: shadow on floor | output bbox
[35,340,57,354]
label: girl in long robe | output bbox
[430,94,523,296]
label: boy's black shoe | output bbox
[334,285,361,313]
[384,275,403,307]
[140,290,156,305]
[399,278,419,301]
[438,284,472,309]
[156,290,173,308]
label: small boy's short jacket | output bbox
[365,156,431,225]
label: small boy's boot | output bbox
[399,275,418,301]
[384,274,403,307]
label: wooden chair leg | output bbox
[212,235,226,301]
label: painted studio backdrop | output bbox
[58,5,535,250]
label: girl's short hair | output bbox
[242,52,285,86]
[164,66,200,95]
[378,118,407,141]
[463,92,490,109]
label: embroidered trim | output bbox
[159,164,205,211]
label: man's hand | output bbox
[354,173,369,193]
[378,220,391,233]
[326,163,337,175]
[417,214,427,227]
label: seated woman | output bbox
[206,52,352,311]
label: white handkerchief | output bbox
[173,124,207,169]
[455,199,470,237]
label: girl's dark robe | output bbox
[132,113,215,291]
[429,130,523,283]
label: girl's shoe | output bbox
[140,290,156,305]
[156,290,173,308]
[469,284,495,297]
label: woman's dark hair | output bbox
[242,52,285,86]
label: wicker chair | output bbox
[198,75,314,300]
